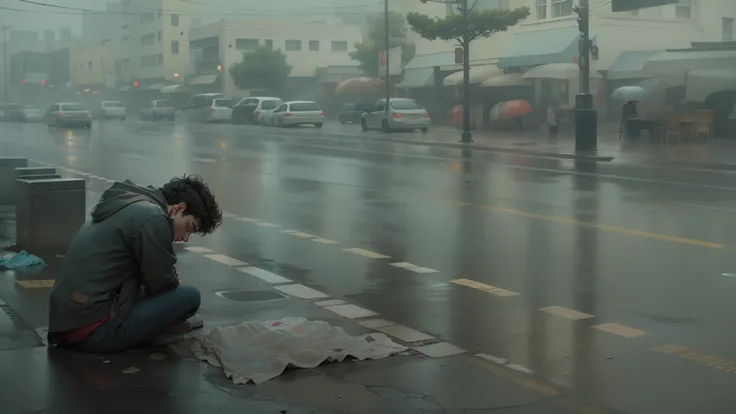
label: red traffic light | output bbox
[41,79,45,85]
[21,79,26,85]
[133,81,139,87]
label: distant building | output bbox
[59,28,72,42]
[82,3,126,46]
[43,30,55,44]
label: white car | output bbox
[206,98,233,123]
[140,100,175,120]
[254,99,283,125]
[100,101,126,120]
[361,98,430,133]
[232,96,281,124]
[270,101,324,128]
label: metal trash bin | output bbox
[0,158,28,205]
[16,178,86,255]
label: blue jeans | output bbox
[74,285,201,353]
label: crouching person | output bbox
[48,175,222,353]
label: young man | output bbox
[48,175,222,353]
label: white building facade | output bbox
[188,19,362,97]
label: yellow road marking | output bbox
[479,205,724,249]
[540,306,595,320]
[16,280,55,289]
[651,344,736,373]
[592,322,648,338]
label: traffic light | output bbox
[574,6,588,35]
[611,0,676,12]
[40,79,45,85]
[66,81,71,87]
[21,80,26,85]
[454,47,463,64]
[133,81,139,88]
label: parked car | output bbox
[45,102,92,128]
[140,100,175,120]
[361,98,430,133]
[270,101,325,128]
[17,105,44,122]
[232,96,281,124]
[4,103,24,121]
[99,101,127,120]
[254,99,283,125]
[338,101,373,124]
[175,93,225,122]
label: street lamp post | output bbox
[2,25,13,119]
[420,0,472,143]
[384,0,391,122]
[574,0,597,151]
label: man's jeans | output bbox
[74,285,201,353]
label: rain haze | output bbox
[0,0,736,413]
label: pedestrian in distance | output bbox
[546,107,559,136]
[47,175,222,353]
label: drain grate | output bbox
[215,289,287,303]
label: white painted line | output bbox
[343,248,390,259]
[203,254,247,267]
[539,306,594,321]
[592,323,648,338]
[235,217,259,223]
[192,157,217,164]
[415,342,465,358]
[288,231,316,238]
[324,304,377,319]
[256,222,282,228]
[390,262,438,274]
[235,267,292,284]
[222,212,240,218]
[376,325,434,343]
[315,299,346,307]
[476,353,508,365]
[312,238,339,244]
[185,246,214,253]
[274,284,329,300]
[449,279,520,297]
[281,230,298,234]
[359,319,395,329]
[506,364,534,374]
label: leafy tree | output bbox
[350,13,415,77]
[407,7,530,49]
[229,46,292,93]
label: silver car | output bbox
[361,98,430,133]
[175,93,225,122]
[45,102,92,128]
[271,101,324,128]
[140,100,175,120]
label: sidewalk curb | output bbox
[668,160,736,171]
[316,132,616,162]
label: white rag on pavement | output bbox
[190,317,408,384]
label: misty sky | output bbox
[0,0,396,34]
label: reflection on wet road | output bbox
[3,120,736,413]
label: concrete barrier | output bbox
[0,158,28,205]
[16,178,86,255]
[15,167,56,180]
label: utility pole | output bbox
[574,0,597,151]
[2,25,12,119]
[384,0,391,122]
[459,0,472,143]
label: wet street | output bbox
[2,119,736,413]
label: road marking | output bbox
[476,353,508,365]
[343,248,390,259]
[235,217,259,223]
[359,319,395,329]
[287,231,316,238]
[222,212,240,218]
[185,246,214,253]
[235,267,291,284]
[507,364,534,374]
[312,237,339,244]
[274,284,329,300]
[449,278,520,297]
[203,254,247,266]
[315,299,346,307]
[376,325,434,343]
[651,344,736,373]
[592,323,648,338]
[390,262,438,274]
[539,306,595,321]
[479,205,724,250]
[15,280,55,289]
[415,342,466,358]
[323,304,377,319]
[192,157,217,164]
[255,222,281,228]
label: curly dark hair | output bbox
[160,174,222,235]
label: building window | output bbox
[141,33,155,45]
[158,54,163,64]
[285,40,302,51]
[309,40,320,51]
[236,38,259,50]
[551,0,572,18]
[675,0,691,19]
[536,0,547,19]
[171,14,179,26]
[171,40,180,54]
[88,61,93,69]
[723,17,734,41]
[264,39,273,49]
[331,40,348,52]
[157,31,162,42]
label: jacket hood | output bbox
[91,180,168,222]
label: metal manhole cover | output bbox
[215,290,287,303]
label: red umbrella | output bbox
[335,77,381,94]
[499,100,534,119]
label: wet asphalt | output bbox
[2,119,736,413]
